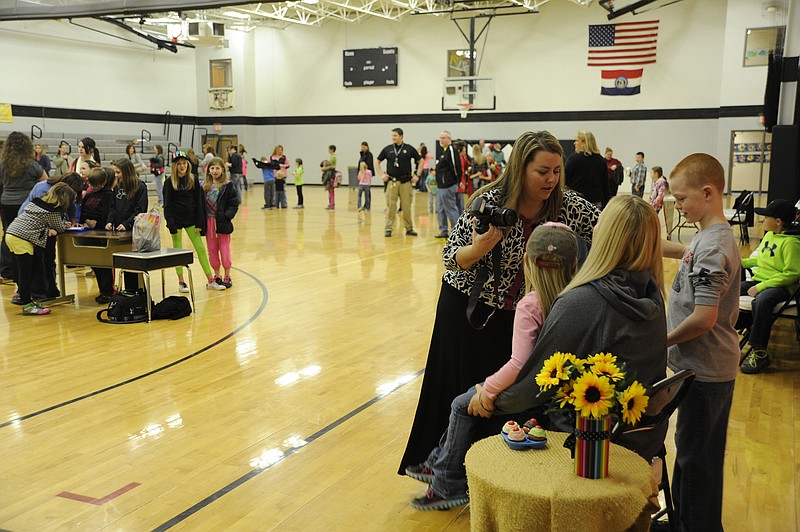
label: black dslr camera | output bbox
[469,196,518,234]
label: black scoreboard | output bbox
[343,47,398,87]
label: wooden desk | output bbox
[465,432,655,532]
[55,230,133,304]
[113,248,195,322]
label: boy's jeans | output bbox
[672,379,735,532]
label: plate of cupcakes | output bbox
[500,418,547,450]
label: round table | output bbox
[465,432,656,532]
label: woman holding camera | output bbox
[398,130,600,476]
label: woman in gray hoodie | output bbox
[494,194,668,461]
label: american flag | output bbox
[588,20,659,67]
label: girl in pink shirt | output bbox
[357,161,372,212]
[406,222,578,510]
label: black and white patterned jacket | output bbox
[442,188,599,309]
[7,197,68,248]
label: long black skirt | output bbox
[398,280,515,475]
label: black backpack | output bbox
[97,289,150,324]
[151,296,192,320]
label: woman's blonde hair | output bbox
[563,195,664,297]
[272,145,283,156]
[112,158,142,197]
[35,143,47,156]
[472,144,485,166]
[468,131,564,224]
[41,182,76,212]
[170,157,196,191]
[576,131,600,156]
[202,157,227,193]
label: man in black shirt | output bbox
[226,145,243,199]
[376,128,422,237]
[433,130,462,238]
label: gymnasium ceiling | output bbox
[0,0,674,30]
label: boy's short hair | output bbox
[296,158,303,165]
[320,160,329,167]
[261,156,268,162]
[636,151,645,158]
[328,145,336,152]
[670,153,725,192]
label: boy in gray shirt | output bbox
[662,154,740,532]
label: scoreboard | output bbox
[343,47,398,87]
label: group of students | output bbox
[1,132,242,315]
[251,145,304,210]
[397,129,799,532]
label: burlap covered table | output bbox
[465,432,656,532]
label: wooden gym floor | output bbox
[0,186,797,531]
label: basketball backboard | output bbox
[442,77,495,111]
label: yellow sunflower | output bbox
[554,381,575,408]
[591,361,625,383]
[618,380,650,425]
[586,352,617,365]
[535,352,570,391]
[571,372,616,419]
[562,353,586,375]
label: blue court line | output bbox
[0,266,268,430]
[153,368,425,531]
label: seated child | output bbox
[739,199,800,374]
[406,223,578,510]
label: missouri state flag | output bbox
[600,69,643,96]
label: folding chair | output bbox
[611,369,696,532]
[724,190,754,245]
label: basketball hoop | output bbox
[457,103,473,119]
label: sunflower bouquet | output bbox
[535,352,650,478]
[535,351,649,424]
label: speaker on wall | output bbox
[768,125,800,204]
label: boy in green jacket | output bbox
[739,199,800,374]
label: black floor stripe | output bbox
[153,368,425,531]
[0,266,268,430]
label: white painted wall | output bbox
[0,19,197,115]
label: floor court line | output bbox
[0,266,268,430]
[153,368,425,531]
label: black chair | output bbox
[725,190,754,245]
[611,369,696,532]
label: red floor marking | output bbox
[57,482,141,505]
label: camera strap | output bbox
[466,243,503,330]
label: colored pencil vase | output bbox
[574,415,611,479]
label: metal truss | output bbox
[0,0,596,30]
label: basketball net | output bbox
[457,103,473,120]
